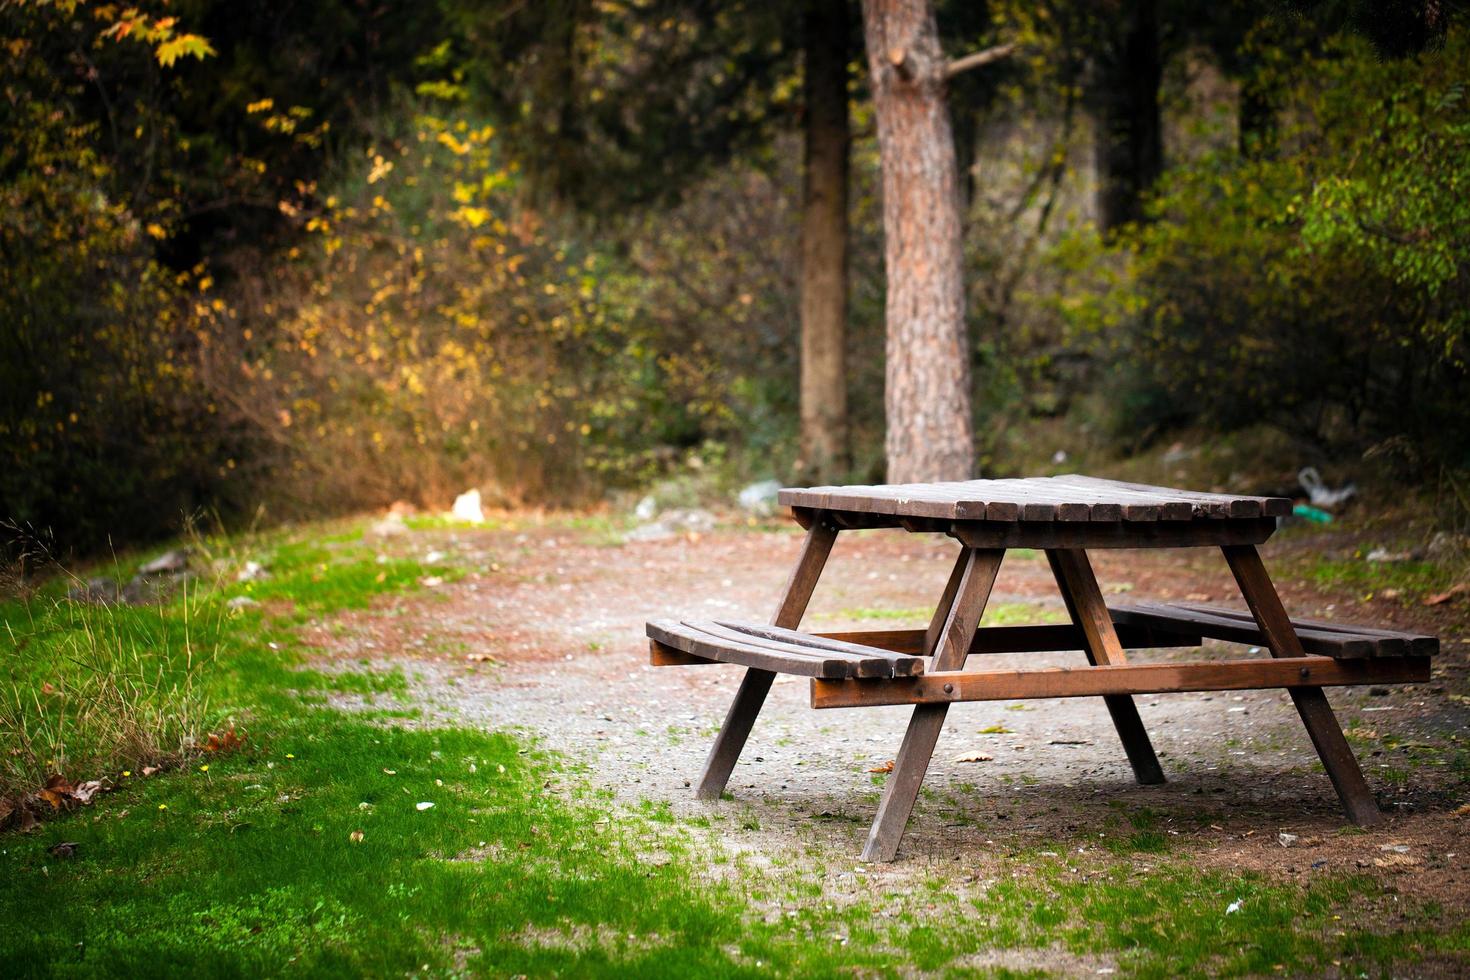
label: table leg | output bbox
[1047,550,1166,785]
[1223,544,1383,826]
[695,519,838,801]
[862,548,1005,862]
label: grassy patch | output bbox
[1297,554,1456,602]
[2,518,1467,976]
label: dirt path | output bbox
[305,516,1470,924]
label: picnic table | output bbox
[647,476,1436,861]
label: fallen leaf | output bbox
[952,751,994,763]
[867,760,894,774]
[71,780,102,804]
[349,830,365,843]
[1049,739,1091,746]
[48,841,79,859]
[1453,803,1470,818]
[204,727,245,753]
[1372,854,1421,869]
[141,766,159,777]
[1424,584,1467,606]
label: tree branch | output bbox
[945,43,1016,80]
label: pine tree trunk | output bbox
[797,0,852,484]
[1092,0,1163,233]
[861,0,974,484]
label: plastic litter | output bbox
[1298,467,1356,508]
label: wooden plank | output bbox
[708,621,925,676]
[779,477,1292,525]
[862,548,1005,862]
[810,656,1432,708]
[952,518,1276,550]
[1049,549,1165,785]
[1109,602,1381,659]
[695,520,837,800]
[647,621,869,678]
[1050,474,1291,519]
[1042,476,1191,520]
[815,623,1204,656]
[650,640,714,666]
[1170,602,1437,657]
[1223,544,1384,827]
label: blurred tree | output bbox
[449,0,861,482]
[860,0,1011,481]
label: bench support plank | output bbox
[1049,550,1167,786]
[862,548,1005,862]
[810,656,1431,707]
[1223,544,1384,827]
[695,520,837,800]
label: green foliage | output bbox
[1058,29,1470,464]
[0,7,244,553]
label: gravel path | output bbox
[307,517,1470,917]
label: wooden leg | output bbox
[1047,550,1166,785]
[923,548,969,656]
[862,548,1005,862]
[694,520,838,801]
[1223,544,1383,827]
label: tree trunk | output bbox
[797,0,852,484]
[1092,0,1163,233]
[861,0,974,484]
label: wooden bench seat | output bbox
[647,620,927,679]
[1109,602,1438,659]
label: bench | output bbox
[646,477,1440,861]
[650,604,1433,700]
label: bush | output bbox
[0,21,244,555]
[1062,29,1470,467]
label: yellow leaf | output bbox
[155,34,216,68]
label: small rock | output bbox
[736,480,781,516]
[1368,686,1390,697]
[451,488,484,524]
[1427,531,1468,560]
[67,577,120,604]
[47,841,79,859]
[634,495,658,521]
[236,560,269,583]
[226,596,260,611]
[1366,547,1415,563]
[138,549,191,576]
[1278,832,1299,847]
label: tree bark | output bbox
[797,0,852,483]
[861,0,974,484]
[1092,0,1163,233]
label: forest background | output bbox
[4,0,1468,557]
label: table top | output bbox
[778,475,1293,524]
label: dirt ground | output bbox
[305,515,1470,933]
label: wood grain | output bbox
[810,657,1432,708]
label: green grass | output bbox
[2,519,1467,975]
[1296,554,1456,602]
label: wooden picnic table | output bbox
[647,476,1436,861]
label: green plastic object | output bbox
[1292,503,1333,524]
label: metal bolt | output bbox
[942,683,955,695]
